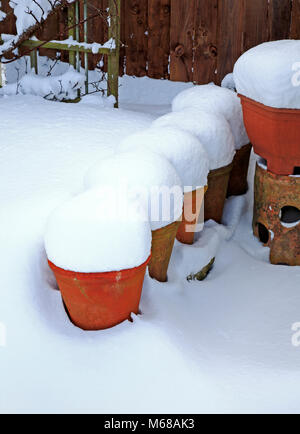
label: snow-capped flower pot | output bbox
[118,126,210,248]
[227,142,252,197]
[48,257,151,330]
[176,186,207,245]
[204,163,233,223]
[239,95,300,176]
[149,219,182,282]
[45,189,152,330]
[84,150,184,283]
[234,40,300,176]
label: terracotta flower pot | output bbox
[176,187,207,245]
[227,143,252,197]
[149,219,181,282]
[48,256,151,330]
[239,94,300,176]
[204,163,233,223]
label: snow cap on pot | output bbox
[84,150,183,232]
[152,110,235,171]
[118,126,209,192]
[233,40,300,109]
[172,83,249,150]
[45,188,152,273]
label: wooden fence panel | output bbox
[268,0,293,40]
[193,0,218,84]
[123,0,148,76]
[216,0,244,84]
[289,0,300,39]
[170,0,194,82]
[0,0,298,84]
[148,0,170,79]
[243,0,269,52]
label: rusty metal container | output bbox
[253,163,300,266]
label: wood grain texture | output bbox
[193,0,218,84]
[124,0,148,76]
[290,0,300,39]
[1,0,297,84]
[148,0,170,79]
[268,0,293,40]
[170,0,195,82]
[216,0,244,84]
[243,0,269,52]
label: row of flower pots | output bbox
[46,145,251,332]
[46,82,253,332]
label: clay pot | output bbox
[253,163,300,266]
[48,256,151,330]
[149,219,181,282]
[239,94,300,176]
[176,187,206,245]
[227,143,252,197]
[204,163,233,223]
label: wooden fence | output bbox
[1,0,300,85]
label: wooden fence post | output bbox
[68,2,77,69]
[30,50,38,74]
[107,0,121,107]
[0,62,6,88]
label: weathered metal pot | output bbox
[253,163,300,266]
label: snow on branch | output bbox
[0,66,85,100]
[0,0,77,57]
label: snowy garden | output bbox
[0,0,300,415]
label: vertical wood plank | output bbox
[243,0,269,52]
[216,0,244,84]
[289,0,300,39]
[268,0,293,40]
[108,0,121,106]
[124,0,148,76]
[0,1,16,36]
[170,0,195,82]
[148,0,170,79]
[193,0,218,84]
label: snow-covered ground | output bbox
[1,78,300,414]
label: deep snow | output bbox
[234,40,300,109]
[119,127,209,190]
[84,150,183,232]
[1,81,300,414]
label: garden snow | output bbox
[1,67,84,101]
[45,188,151,273]
[84,150,183,231]
[153,110,235,170]
[234,40,300,109]
[119,126,209,190]
[172,84,249,150]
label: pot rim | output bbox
[48,255,151,279]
